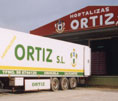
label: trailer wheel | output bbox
[69,77,77,89]
[60,77,69,90]
[51,78,59,91]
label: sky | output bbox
[0,0,118,33]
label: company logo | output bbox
[55,20,65,33]
[70,49,78,67]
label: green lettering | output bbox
[27,46,34,61]
[38,83,41,86]
[61,57,65,64]
[43,48,45,62]
[32,83,35,86]
[15,44,25,60]
[57,56,60,63]
[46,49,52,62]
[35,47,42,61]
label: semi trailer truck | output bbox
[0,28,91,91]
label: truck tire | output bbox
[60,77,69,90]
[51,78,59,91]
[69,77,77,89]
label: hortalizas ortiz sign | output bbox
[30,6,118,36]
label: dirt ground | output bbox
[0,87,118,101]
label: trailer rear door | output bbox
[84,47,91,77]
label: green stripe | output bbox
[0,70,84,76]
[0,70,3,74]
[37,71,44,75]
[59,72,65,75]
[78,72,84,75]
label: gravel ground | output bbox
[0,87,118,101]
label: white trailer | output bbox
[0,28,91,91]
